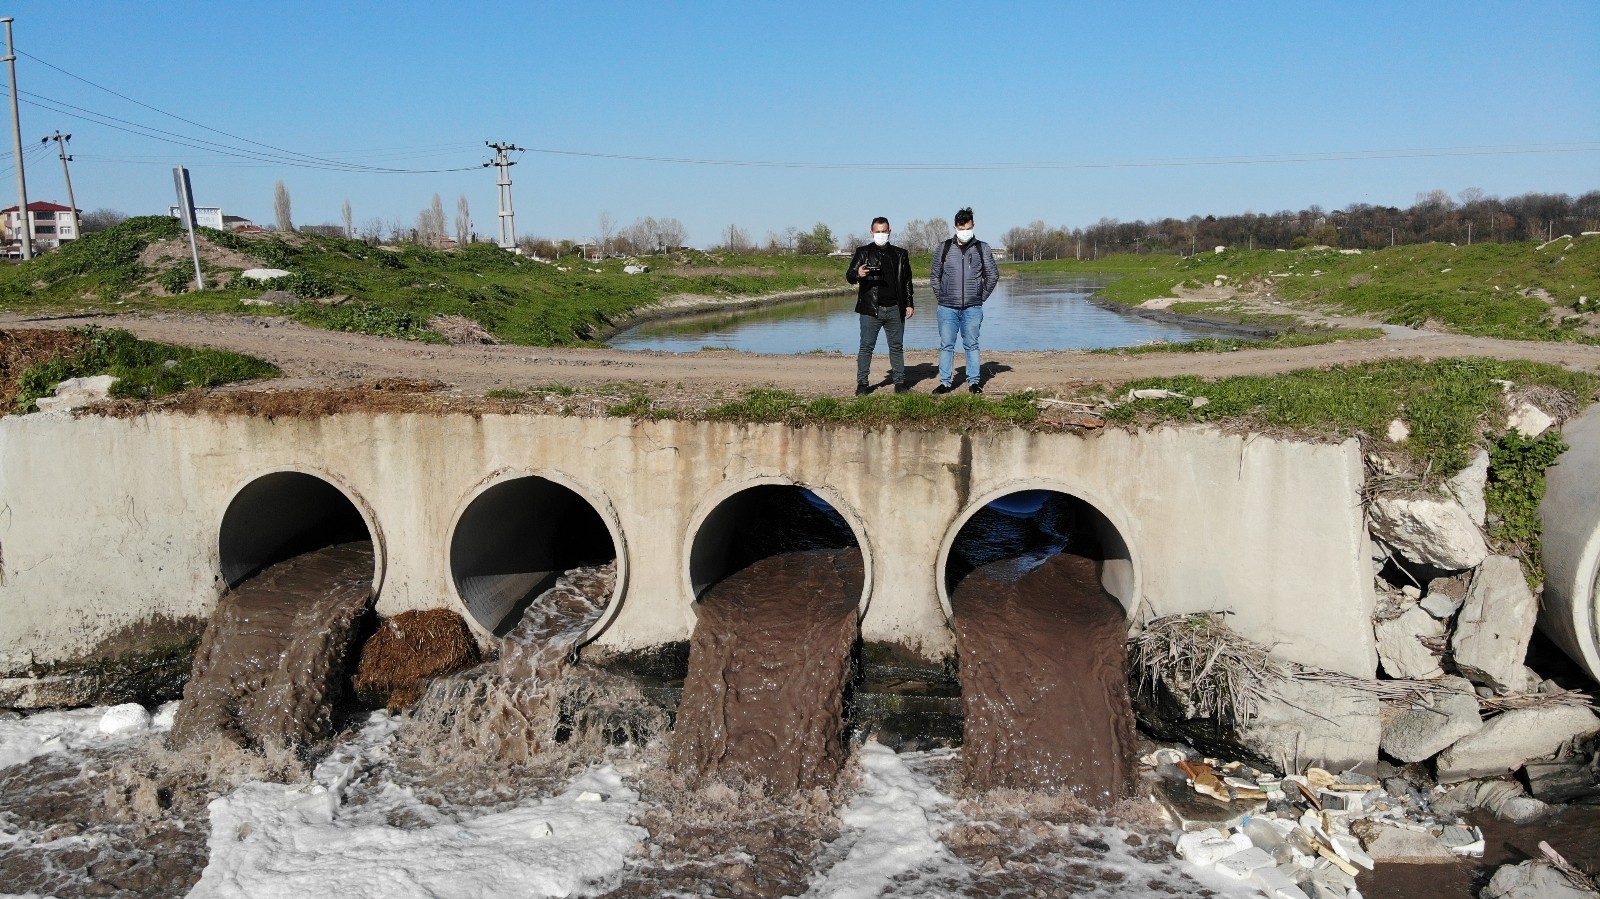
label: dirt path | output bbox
[4,311,1599,398]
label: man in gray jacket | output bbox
[930,207,1000,393]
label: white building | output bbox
[2,201,80,257]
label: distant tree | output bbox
[300,224,344,237]
[901,218,949,254]
[273,181,294,232]
[416,193,447,245]
[795,222,836,255]
[656,217,687,251]
[455,194,471,246]
[358,216,386,243]
[341,199,354,239]
[596,211,615,257]
[80,208,127,234]
[719,224,751,253]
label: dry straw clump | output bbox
[1129,612,1283,724]
[353,608,481,709]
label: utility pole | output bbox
[44,131,77,240]
[2,17,33,260]
[484,141,524,251]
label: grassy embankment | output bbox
[8,326,279,413]
[0,216,852,346]
[1019,235,1600,344]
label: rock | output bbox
[1379,676,1482,762]
[1419,592,1463,620]
[1437,706,1600,782]
[98,703,152,735]
[1446,449,1490,526]
[1483,860,1599,899]
[1451,556,1539,692]
[1387,419,1412,443]
[1126,388,1186,401]
[622,264,649,274]
[1506,402,1555,438]
[1523,760,1600,804]
[34,374,119,413]
[239,298,275,307]
[0,673,100,709]
[1374,605,1446,680]
[1368,495,1488,571]
[1236,677,1380,774]
[239,268,292,281]
[1350,820,1455,864]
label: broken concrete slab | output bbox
[1451,556,1539,693]
[239,268,292,281]
[34,375,118,413]
[1368,495,1488,571]
[1437,706,1600,782]
[1349,820,1456,864]
[1506,402,1555,439]
[1236,677,1380,774]
[1483,860,1599,899]
[1379,676,1483,763]
[1375,605,1446,680]
[1446,449,1490,526]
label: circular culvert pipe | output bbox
[937,485,1138,621]
[450,473,621,637]
[686,480,870,605]
[218,470,378,589]
[1540,407,1600,682]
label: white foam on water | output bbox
[0,701,176,770]
[187,711,646,899]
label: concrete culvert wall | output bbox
[450,475,617,637]
[1540,407,1600,683]
[939,488,1136,618]
[218,471,374,588]
[687,483,863,599]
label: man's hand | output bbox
[857,264,870,279]
[905,306,915,319]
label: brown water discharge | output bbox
[169,541,373,750]
[671,547,863,793]
[405,562,617,763]
[953,551,1137,803]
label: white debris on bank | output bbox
[187,712,646,899]
[0,701,174,769]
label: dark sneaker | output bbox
[932,384,954,395]
[894,383,910,394]
[855,384,872,396]
[969,383,984,394]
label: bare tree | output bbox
[901,218,949,253]
[341,200,354,239]
[656,217,687,251]
[416,193,447,245]
[273,181,294,232]
[80,208,128,234]
[596,211,615,258]
[720,224,751,253]
[455,194,471,246]
[359,216,386,243]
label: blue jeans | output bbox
[937,304,983,387]
[857,307,906,385]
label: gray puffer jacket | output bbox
[930,238,999,309]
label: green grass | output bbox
[15,326,281,412]
[1101,357,1598,474]
[1021,237,1600,342]
[0,217,852,346]
[707,387,1041,428]
[1092,328,1385,356]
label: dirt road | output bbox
[5,311,1600,398]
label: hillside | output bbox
[0,217,848,346]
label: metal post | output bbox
[2,18,33,260]
[172,166,205,290]
[484,142,523,250]
[46,131,77,242]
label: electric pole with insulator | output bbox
[484,142,524,251]
[44,131,77,241]
[2,17,33,259]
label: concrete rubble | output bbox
[1367,494,1489,571]
[1444,449,1490,526]
[1377,676,1482,763]
[1373,604,1445,680]
[1436,705,1600,782]
[34,374,118,413]
[1451,556,1540,693]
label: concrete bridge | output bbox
[0,411,1379,677]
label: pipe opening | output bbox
[945,490,1133,609]
[218,471,373,589]
[688,484,859,598]
[450,476,616,637]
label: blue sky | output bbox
[6,1,1597,246]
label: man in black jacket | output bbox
[845,216,915,394]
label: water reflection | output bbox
[610,272,1234,353]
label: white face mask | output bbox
[955,228,975,243]
[872,232,889,246]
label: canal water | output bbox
[609,272,1235,353]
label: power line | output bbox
[517,141,1600,172]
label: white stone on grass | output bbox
[1436,706,1600,782]
[239,268,292,281]
[1374,605,1445,680]
[35,375,119,413]
[1451,556,1539,692]
[1378,676,1482,763]
[1386,419,1411,443]
[1505,403,1554,438]
[1368,496,1488,571]
[1446,449,1490,526]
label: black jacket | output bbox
[845,242,914,317]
